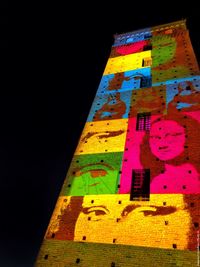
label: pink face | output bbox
[149,120,186,161]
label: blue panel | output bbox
[96,68,152,95]
[87,90,132,122]
[113,28,151,47]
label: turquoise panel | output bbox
[113,28,151,47]
[97,68,151,95]
[87,90,132,122]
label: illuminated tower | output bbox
[35,20,200,266]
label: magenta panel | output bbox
[119,112,200,194]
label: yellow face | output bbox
[74,194,190,250]
[75,119,128,155]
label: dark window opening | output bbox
[44,255,48,260]
[144,33,152,39]
[143,44,152,51]
[76,258,80,264]
[173,244,177,249]
[136,112,151,131]
[141,76,152,88]
[130,169,150,201]
[111,262,115,267]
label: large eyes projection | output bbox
[121,205,177,218]
[82,206,109,221]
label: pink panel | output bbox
[116,40,148,55]
[120,113,200,194]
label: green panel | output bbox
[60,152,123,196]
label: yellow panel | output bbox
[45,194,194,251]
[103,51,151,75]
[75,194,191,250]
[74,119,128,155]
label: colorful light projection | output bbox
[110,39,151,58]
[97,68,151,94]
[151,27,199,84]
[87,91,132,122]
[60,152,123,196]
[97,67,151,94]
[113,28,151,47]
[35,20,200,267]
[74,119,128,155]
[103,51,151,75]
[119,111,200,194]
[45,194,199,251]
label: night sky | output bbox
[1,3,199,266]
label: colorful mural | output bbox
[35,20,200,266]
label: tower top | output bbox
[113,19,187,47]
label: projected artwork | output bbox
[45,194,199,251]
[119,112,200,194]
[35,20,200,267]
[74,119,128,155]
[87,91,132,122]
[103,51,151,75]
[97,68,151,94]
[166,78,200,112]
[130,85,166,116]
[110,39,151,58]
[60,152,123,196]
[152,27,199,84]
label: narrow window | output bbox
[142,57,152,67]
[130,169,150,201]
[136,112,151,131]
[143,44,152,51]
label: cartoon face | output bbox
[74,195,190,250]
[149,120,185,161]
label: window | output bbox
[136,112,151,131]
[141,76,152,88]
[143,44,152,51]
[130,169,150,201]
[142,57,152,67]
[144,33,152,39]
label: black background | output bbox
[1,3,200,266]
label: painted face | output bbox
[74,195,190,250]
[149,120,185,161]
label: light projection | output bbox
[35,20,200,267]
[97,67,152,94]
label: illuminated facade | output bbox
[35,20,200,266]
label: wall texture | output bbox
[35,20,200,267]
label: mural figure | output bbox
[168,81,200,113]
[95,93,126,120]
[140,112,200,193]
[107,72,133,90]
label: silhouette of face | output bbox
[149,120,185,160]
